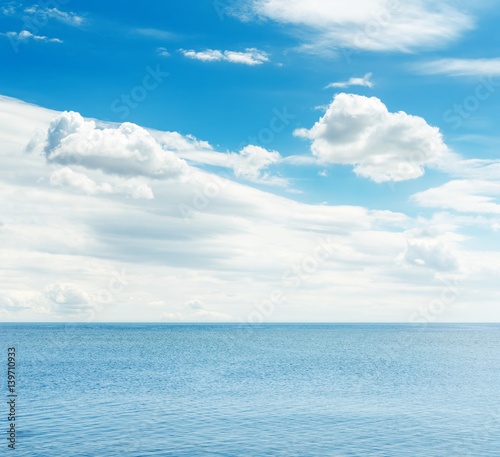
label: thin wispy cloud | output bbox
[1,2,16,15]
[135,28,177,40]
[180,48,270,65]
[414,58,500,77]
[326,73,373,89]
[232,0,475,54]
[24,5,85,26]
[156,47,170,57]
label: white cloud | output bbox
[294,93,448,182]
[235,0,474,53]
[1,282,99,318]
[229,145,281,180]
[1,30,62,43]
[1,3,16,15]
[43,111,189,179]
[49,167,154,199]
[162,299,232,322]
[412,180,500,214]
[2,94,500,323]
[415,58,500,77]
[326,73,373,89]
[135,28,177,40]
[24,5,84,26]
[180,48,269,65]
[50,167,112,195]
[44,282,96,316]
[398,228,462,272]
[156,47,170,57]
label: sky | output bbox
[1,0,500,322]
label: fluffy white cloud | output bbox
[236,0,473,53]
[1,30,62,43]
[44,282,96,316]
[180,48,269,65]
[2,94,499,323]
[412,180,500,214]
[415,58,500,77]
[398,228,462,272]
[294,93,448,182]
[50,167,112,195]
[0,282,99,318]
[229,145,281,180]
[326,73,373,89]
[43,111,189,179]
[49,167,154,199]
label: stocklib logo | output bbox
[111,65,169,119]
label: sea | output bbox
[0,323,499,456]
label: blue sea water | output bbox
[0,324,499,457]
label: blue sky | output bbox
[1,0,500,322]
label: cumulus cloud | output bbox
[50,167,112,195]
[234,0,473,53]
[44,282,96,316]
[228,145,281,180]
[326,73,373,89]
[1,30,62,43]
[294,93,448,182]
[49,167,154,199]
[1,283,99,318]
[398,228,462,272]
[43,111,188,179]
[3,93,500,322]
[180,48,269,65]
[412,180,500,214]
[24,5,84,26]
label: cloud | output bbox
[180,48,269,65]
[1,283,99,318]
[399,228,461,272]
[294,93,448,182]
[234,0,474,53]
[49,167,154,199]
[2,94,499,322]
[228,145,281,180]
[412,180,500,214]
[43,111,189,179]
[44,282,96,316]
[1,30,62,43]
[156,47,170,57]
[50,167,113,195]
[326,73,373,89]
[24,5,84,26]
[135,28,177,40]
[414,58,500,77]
[162,299,232,322]
[1,3,16,15]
